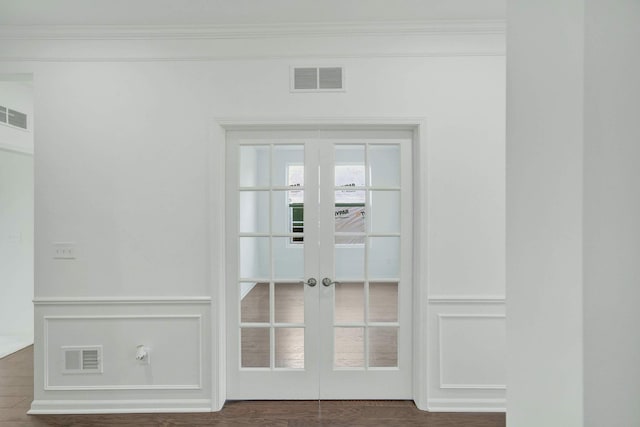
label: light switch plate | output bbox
[53,242,76,259]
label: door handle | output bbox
[300,278,317,287]
[322,277,339,287]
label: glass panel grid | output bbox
[333,280,399,370]
[332,142,401,370]
[238,143,306,371]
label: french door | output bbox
[226,129,413,399]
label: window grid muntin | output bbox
[333,143,401,370]
[238,143,306,370]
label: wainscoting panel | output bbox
[438,314,506,389]
[45,315,202,390]
[427,296,506,412]
[31,298,212,414]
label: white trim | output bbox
[44,315,203,391]
[437,314,507,390]
[441,383,506,390]
[0,20,505,41]
[412,117,429,411]
[0,20,505,62]
[28,399,212,414]
[1,51,506,63]
[34,296,211,305]
[213,117,427,408]
[428,295,506,304]
[215,116,425,131]
[210,119,227,411]
[427,398,506,413]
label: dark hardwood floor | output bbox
[1,346,506,426]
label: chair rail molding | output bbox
[33,296,212,305]
[428,295,506,304]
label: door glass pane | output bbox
[275,328,304,369]
[240,282,269,323]
[334,191,365,245]
[273,145,304,187]
[239,145,270,187]
[335,241,364,280]
[241,328,270,368]
[335,188,365,205]
[335,282,364,323]
[369,191,400,234]
[273,237,303,279]
[273,190,304,236]
[369,145,400,187]
[368,236,400,279]
[239,237,269,279]
[239,191,270,233]
[335,145,365,187]
[334,327,364,368]
[369,282,398,322]
[274,283,304,323]
[369,327,398,367]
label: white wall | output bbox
[508,0,640,426]
[506,1,584,425]
[0,148,33,340]
[0,77,34,351]
[0,26,505,413]
[583,1,640,425]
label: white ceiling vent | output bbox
[291,66,345,92]
[63,346,103,374]
[0,105,28,130]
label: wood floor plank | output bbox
[1,346,505,427]
[0,396,26,408]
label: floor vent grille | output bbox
[0,105,28,130]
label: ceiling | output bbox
[0,0,505,26]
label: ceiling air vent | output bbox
[291,66,345,92]
[0,105,28,130]
[63,346,103,374]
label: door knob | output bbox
[300,278,317,287]
[322,277,339,287]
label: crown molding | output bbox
[0,20,505,41]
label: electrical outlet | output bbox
[53,242,76,259]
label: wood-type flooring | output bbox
[0,346,505,426]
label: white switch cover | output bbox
[53,242,76,259]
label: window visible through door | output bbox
[287,164,366,244]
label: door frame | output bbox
[209,117,429,411]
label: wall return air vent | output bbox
[0,105,28,130]
[62,346,103,374]
[291,66,345,92]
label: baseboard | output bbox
[28,399,212,414]
[427,398,506,413]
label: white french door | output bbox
[226,129,413,400]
